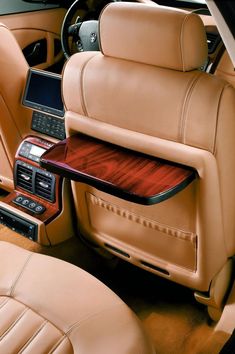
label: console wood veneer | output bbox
[3,136,62,224]
[40,134,196,205]
[3,191,60,224]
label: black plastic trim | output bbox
[0,207,38,241]
[15,160,56,202]
[104,243,130,258]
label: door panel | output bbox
[0,0,59,15]
[0,8,66,70]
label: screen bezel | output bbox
[22,68,64,118]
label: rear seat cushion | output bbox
[0,241,154,354]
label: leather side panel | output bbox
[0,137,14,191]
[215,51,235,88]
[0,24,31,190]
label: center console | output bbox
[0,137,61,241]
[0,135,74,245]
[23,68,65,140]
[0,69,74,245]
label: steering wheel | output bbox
[61,0,100,59]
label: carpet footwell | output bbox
[0,225,227,353]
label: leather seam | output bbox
[216,68,235,77]
[178,73,202,143]
[0,307,28,341]
[9,253,34,297]
[80,53,100,117]
[87,192,197,244]
[66,302,123,335]
[180,13,191,72]
[61,54,73,112]
[213,83,230,155]
[48,334,68,354]
[0,297,10,311]
[17,320,48,354]
[1,297,66,338]
[181,73,204,145]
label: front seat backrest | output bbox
[62,2,235,311]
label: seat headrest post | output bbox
[99,2,208,72]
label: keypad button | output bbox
[29,202,37,209]
[32,111,65,140]
[22,199,30,205]
[35,205,45,214]
[15,196,23,203]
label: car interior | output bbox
[1,0,235,353]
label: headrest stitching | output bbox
[180,13,191,72]
[181,73,203,143]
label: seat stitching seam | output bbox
[17,320,48,354]
[180,14,191,71]
[88,192,196,243]
[66,302,123,335]
[178,73,202,143]
[0,307,28,341]
[9,253,33,297]
[65,303,143,354]
[181,73,204,144]
[48,334,68,354]
[0,297,66,337]
[0,297,10,311]
[213,83,229,155]
[80,53,100,117]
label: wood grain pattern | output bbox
[3,191,60,224]
[40,134,196,205]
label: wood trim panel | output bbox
[40,134,196,205]
[3,190,60,224]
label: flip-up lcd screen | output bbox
[23,69,64,117]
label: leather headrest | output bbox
[99,2,208,71]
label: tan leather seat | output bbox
[62,2,235,317]
[0,24,32,191]
[0,241,154,353]
[215,50,235,88]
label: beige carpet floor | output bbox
[0,225,228,353]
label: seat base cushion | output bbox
[0,241,154,354]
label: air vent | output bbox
[16,163,33,193]
[207,32,221,54]
[35,171,55,202]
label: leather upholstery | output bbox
[0,23,32,191]
[63,2,235,292]
[0,9,67,190]
[0,241,154,354]
[0,8,66,71]
[215,50,235,88]
[99,2,208,71]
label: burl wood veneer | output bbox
[40,134,195,205]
